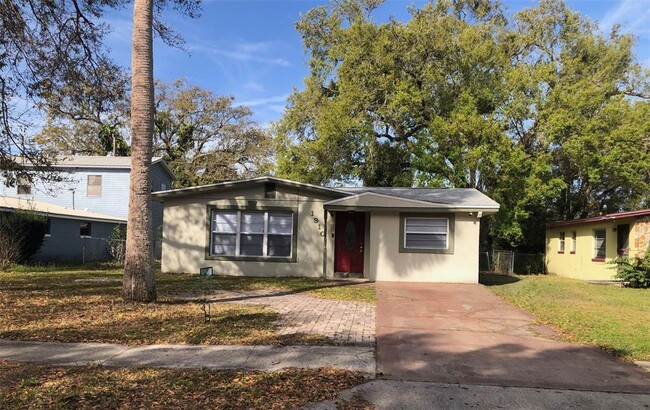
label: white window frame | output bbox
[210,210,293,258]
[570,231,577,253]
[593,229,606,260]
[558,231,565,253]
[403,217,449,250]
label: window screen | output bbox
[16,175,32,195]
[87,175,102,197]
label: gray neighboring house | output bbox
[0,196,126,262]
[154,177,500,283]
[0,156,175,262]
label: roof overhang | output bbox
[323,192,500,214]
[152,176,349,202]
[0,197,126,224]
[546,209,650,228]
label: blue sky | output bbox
[105,0,650,125]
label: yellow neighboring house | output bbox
[546,209,650,280]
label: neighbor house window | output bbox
[403,217,449,250]
[558,232,565,253]
[570,231,576,253]
[16,175,32,195]
[80,222,92,238]
[210,210,293,258]
[160,182,168,191]
[87,175,102,197]
[593,229,606,261]
[45,218,51,237]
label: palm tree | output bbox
[123,0,156,302]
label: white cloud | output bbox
[189,41,291,67]
[243,81,266,92]
[599,0,650,36]
[237,94,289,107]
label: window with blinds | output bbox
[210,210,293,258]
[403,217,449,250]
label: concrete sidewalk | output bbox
[304,380,650,409]
[0,339,375,373]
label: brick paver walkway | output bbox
[175,289,375,346]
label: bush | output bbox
[0,210,48,268]
[0,231,21,270]
[108,224,127,263]
[613,249,650,288]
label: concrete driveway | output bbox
[376,282,650,393]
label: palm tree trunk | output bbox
[123,0,156,302]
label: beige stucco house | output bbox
[153,177,500,283]
[546,209,650,280]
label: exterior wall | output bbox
[33,217,121,262]
[1,168,131,218]
[150,162,173,239]
[161,184,331,277]
[366,211,481,283]
[545,217,638,280]
[1,162,172,237]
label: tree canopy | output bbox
[153,79,271,188]
[275,0,650,251]
[0,0,201,175]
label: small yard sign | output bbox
[199,266,213,277]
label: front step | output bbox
[333,271,365,279]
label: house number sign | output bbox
[311,211,325,236]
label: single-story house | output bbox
[153,177,500,283]
[546,209,650,280]
[0,196,126,263]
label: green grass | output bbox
[481,273,650,361]
[0,360,368,409]
[0,266,374,346]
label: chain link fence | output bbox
[480,250,545,275]
[82,238,162,264]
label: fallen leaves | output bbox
[0,361,370,409]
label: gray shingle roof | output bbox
[53,156,164,169]
[339,187,499,208]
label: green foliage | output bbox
[613,250,650,288]
[153,79,272,188]
[0,210,48,267]
[276,0,650,251]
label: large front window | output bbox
[210,210,293,258]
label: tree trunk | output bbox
[123,0,156,302]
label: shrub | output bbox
[0,210,48,267]
[108,224,127,263]
[612,249,650,288]
[0,230,22,270]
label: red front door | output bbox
[334,212,365,274]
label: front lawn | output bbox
[481,273,650,361]
[0,266,374,346]
[0,360,368,409]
